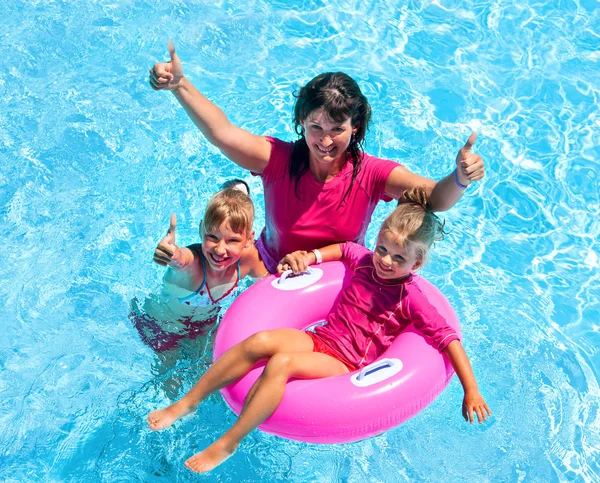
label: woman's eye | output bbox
[311,124,321,130]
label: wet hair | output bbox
[379,187,446,264]
[290,72,372,205]
[201,186,254,238]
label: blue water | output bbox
[1,0,599,481]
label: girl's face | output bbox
[202,221,251,272]
[301,108,357,169]
[372,231,421,280]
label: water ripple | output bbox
[1,0,599,481]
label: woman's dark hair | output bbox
[290,72,372,205]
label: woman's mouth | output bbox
[316,144,335,154]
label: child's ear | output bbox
[245,230,255,248]
[412,259,424,271]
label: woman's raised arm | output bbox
[384,133,485,211]
[149,41,272,174]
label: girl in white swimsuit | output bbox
[178,247,243,307]
[132,181,268,354]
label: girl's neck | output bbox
[372,271,412,285]
[204,257,238,283]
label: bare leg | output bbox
[184,350,349,473]
[147,329,314,430]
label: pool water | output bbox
[1,0,599,481]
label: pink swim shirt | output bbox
[312,242,460,369]
[254,137,399,272]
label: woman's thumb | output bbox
[168,214,177,237]
[168,40,181,65]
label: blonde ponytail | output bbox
[379,187,446,264]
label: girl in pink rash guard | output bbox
[149,41,486,273]
[146,187,491,474]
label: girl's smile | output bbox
[372,231,421,280]
[202,221,249,272]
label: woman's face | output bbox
[301,108,357,169]
[202,221,250,272]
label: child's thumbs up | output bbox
[166,214,177,244]
[154,214,181,267]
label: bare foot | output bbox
[147,402,193,430]
[184,440,237,473]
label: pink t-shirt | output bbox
[312,242,460,370]
[254,137,399,272]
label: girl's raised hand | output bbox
[455,133,485,186]
[277,251,310,275]
[149,40,184,91]
[461,389,492,424]
[154,214,184,268]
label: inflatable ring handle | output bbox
[278,267,315,284]
[351,358,404,387]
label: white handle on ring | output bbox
[351,358,403,387]
[278,267,314,284]
[272,267,324,291]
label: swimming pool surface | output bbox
[1,1,599,481]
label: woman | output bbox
[149,41,485,273]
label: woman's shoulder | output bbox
[360,151,402,171]
[258,137,296,182]
[266,136,295,159]
[350,151,402,199]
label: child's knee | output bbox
[264,353,294,376]
[243,331,274,358]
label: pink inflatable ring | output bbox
[213,261,461,444]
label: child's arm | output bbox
[443,340,492,424]
[154,215,201,289]
[240,244,271,279]
[277,244,343,274]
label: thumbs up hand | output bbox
[455,133,485,187]
[149,40,184,91]
[154,214,184,268]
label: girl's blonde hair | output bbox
[201,186,254,238]
[379,187,446,264]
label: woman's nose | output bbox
[321,135,333,147]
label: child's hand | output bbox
[154,214,184,268]
[462,389,492,424]
[277,251,311,274]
